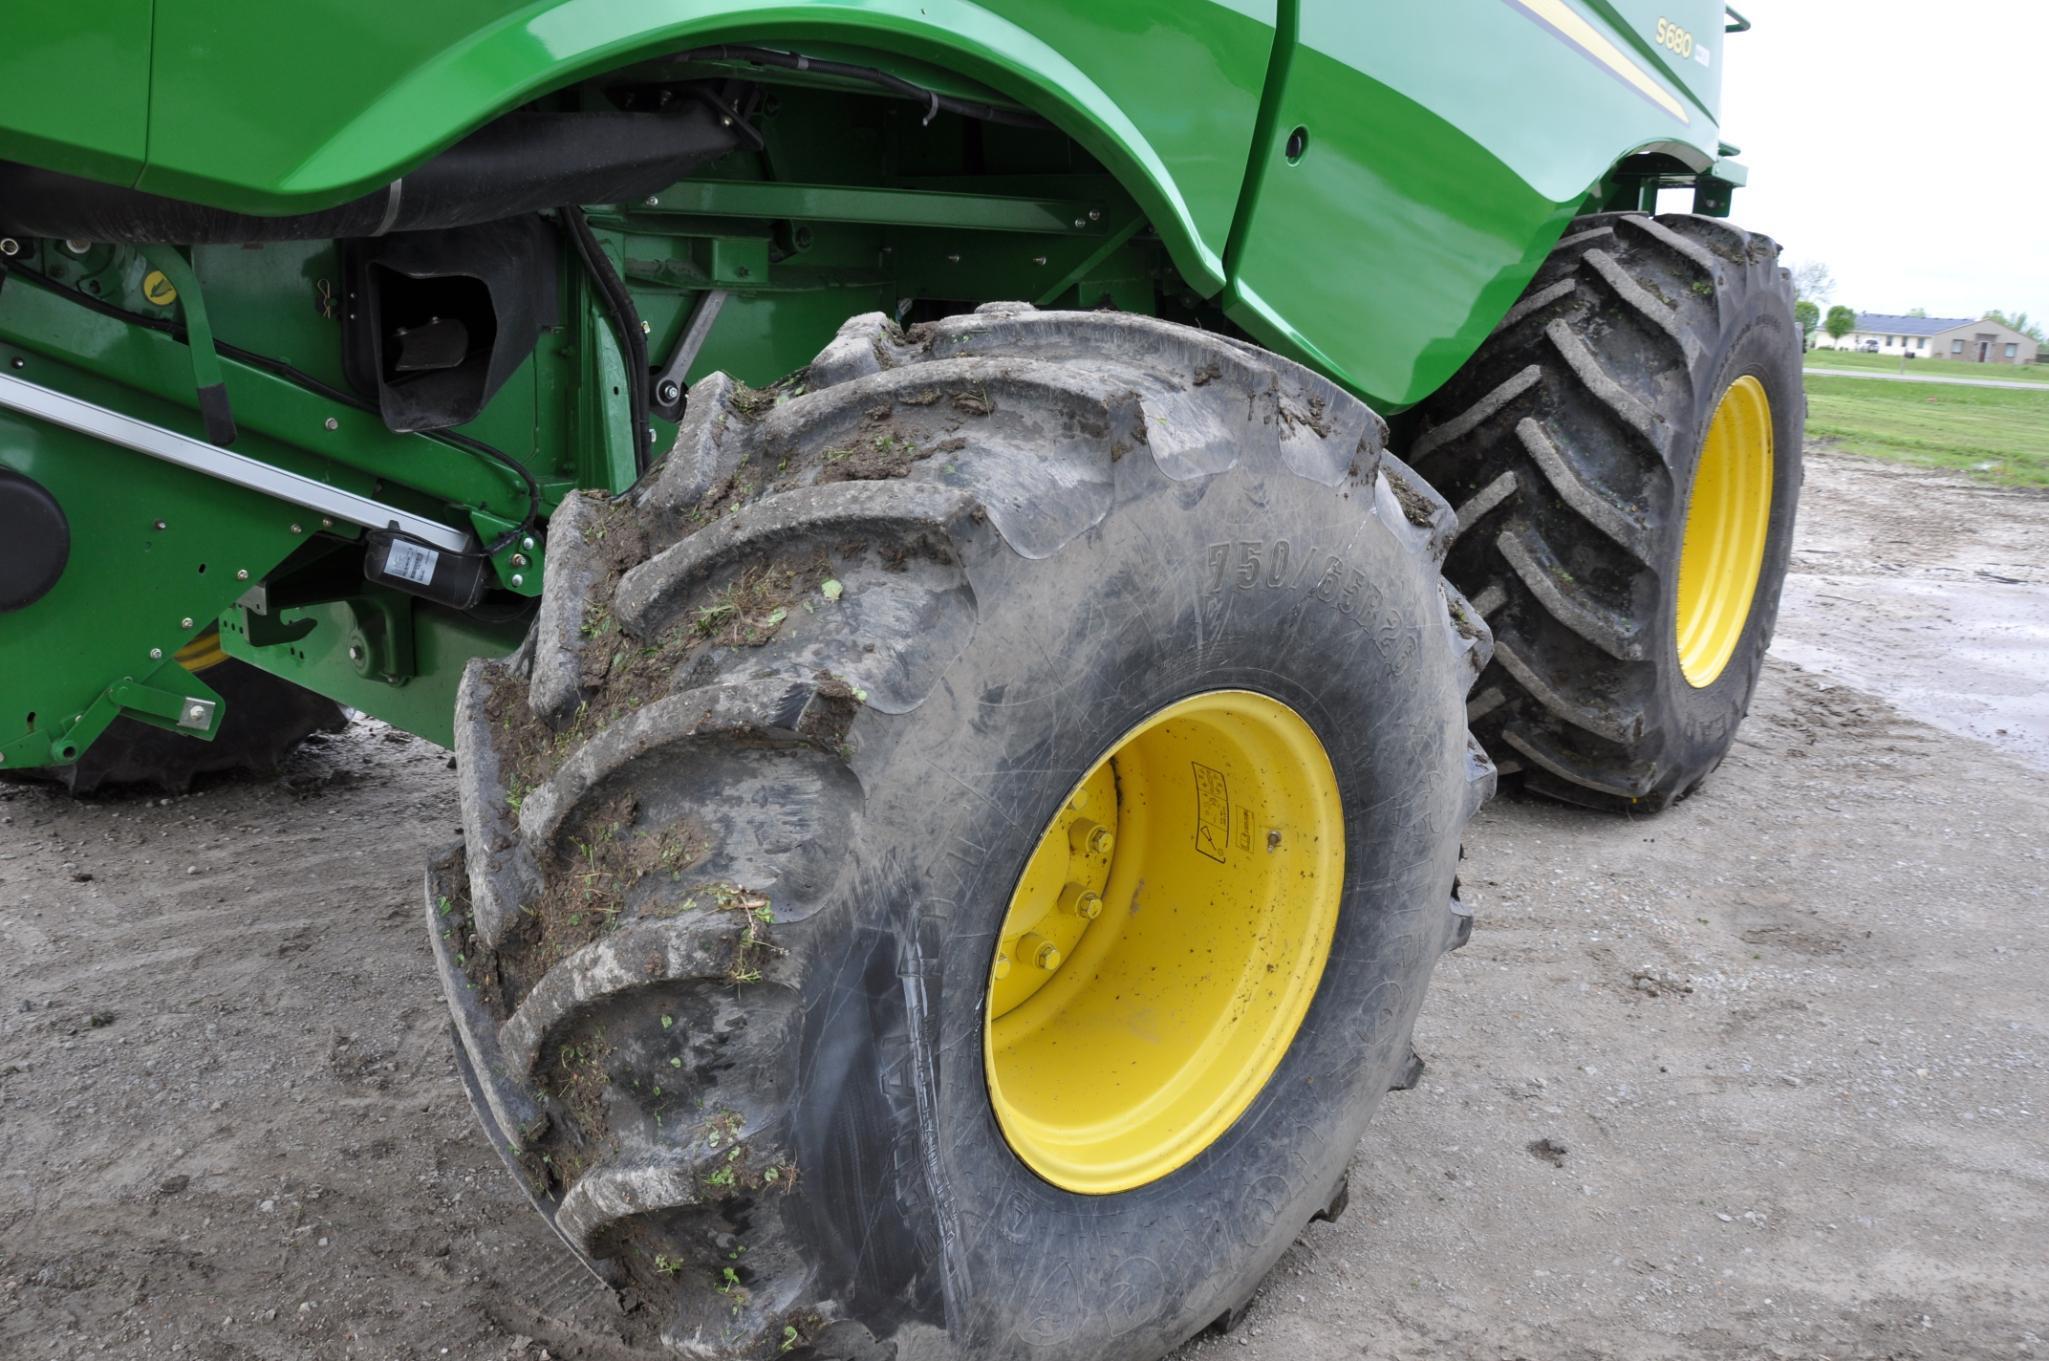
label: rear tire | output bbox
[1410,212,1804,810]
[437,306,1495,1359]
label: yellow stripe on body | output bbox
[1507,0,1690,124]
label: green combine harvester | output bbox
[0,2,1800,1355]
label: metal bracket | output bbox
[650,288,730,419]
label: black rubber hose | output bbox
[0,107,747,244]
[561,209,653,478]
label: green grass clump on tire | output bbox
[435,305,1495,1359]
[1410,212,1805,811]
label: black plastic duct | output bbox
[0,105,746,243]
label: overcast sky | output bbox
[1712,1,2046,323]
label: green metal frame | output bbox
[0,0,1748,771]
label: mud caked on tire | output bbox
[436,305,1494,1359]
[1410,212,1804,810]
[3,641,345,794]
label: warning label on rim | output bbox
[1192,762,1230,864]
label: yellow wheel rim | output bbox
[1675,375,1774,688]
[983,690,1343,1194]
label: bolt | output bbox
[64,239,90,256]
[185,703,208,724]
[1060,884,1103,921]
[1032,256,1048,267]
[235,569,249,580]
[657,379,682,405]
[180,616,193,629]
[321,518,334,529]
[520,536,535,551]
[1022,933,1061,971]
[8,357,22,370]
[0,238,18,256]
[289,522,303,535]
[510,573,525,588]
[645,195,661,208]
[1069,819,1113,857]
[1073,217,1086,229]
[946,253,961,265]
[1088,208,1101,223]
[324,417,339,431]
[510,552,529,568]
[992,951,1012,981]
[348,643,365,664]
[153,519,167,531]
[149,647,163,660]
[640,318,652,334]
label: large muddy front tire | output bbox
[436,306,1494,1359]
[1410,213,1803,811]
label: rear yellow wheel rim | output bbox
[984,690,1343,1194]
[1675,375,1774,688]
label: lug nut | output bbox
[1021,932,1061,971]
[992,951,1012,981]
[1059,884,1102,920]
[1069,819,1113,857]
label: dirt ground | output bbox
[3,449,2045,1361]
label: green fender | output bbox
[138,0,1282,297]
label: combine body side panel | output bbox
[1224,0,1726,409]
[0,6,153,189]
[137,0,1276,296]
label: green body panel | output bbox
[220,596,531,749]
[0,6,153,189]
[0,0,1747,767]
[1225,0,1723,406]
[138,0,1276,295]
[0,364,308,771]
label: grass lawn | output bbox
[1804,347,2049,385]
[1803,373,2049,488]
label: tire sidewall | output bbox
[796,459,1468,1360]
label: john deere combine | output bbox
[0,3,1799,1356]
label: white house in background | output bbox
[1819,312,2040,365]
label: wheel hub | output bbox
[1676,374,1774,687]
[983,690,1344,1194]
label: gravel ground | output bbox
[1,450,2044,1361]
